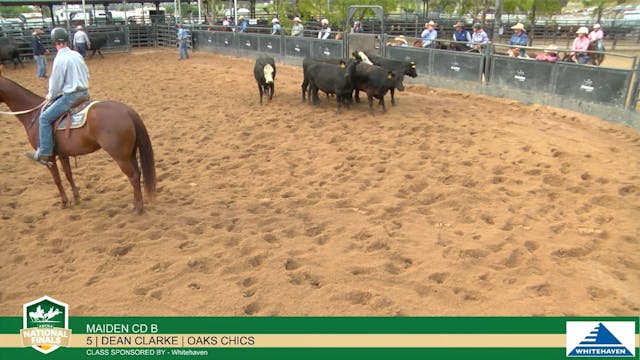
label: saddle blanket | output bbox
[56,101,99,131]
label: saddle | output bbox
[53,98,98,138]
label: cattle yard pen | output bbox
[2,22,639,129]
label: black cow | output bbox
[306,58,360,113]
[301,52,362,102]
[0,44,23,69]
[253,56,276,104]
[353,62,396,114]
[89,33,108,58]
[363,51,418,105]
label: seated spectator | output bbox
[387,35,408,47]
[291,17,304,37]
[318,18,331,39]
[452,21,471,51]
[571,27,591,64]
[509,23,528,57]
[271,18,283,35]
[351,20,363,33]
[535,44,558,63]
[470,23,489,52]
[421,21,437,48]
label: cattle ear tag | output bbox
[387,73,393,79]
[340,63,346,68]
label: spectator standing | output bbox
[588,23,605,64]
[351,20,363,33]
[31,28,48,79]
[73,25,91,58]
[509,23,528,57]
[318,18,331,39]
[421,21,437,48]
[177,24,189,60]
[271,18,283,35]
[291,17,304,37]
[237,16,248,33]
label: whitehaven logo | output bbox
[566,321,635,357]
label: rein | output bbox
[0,99,47,116]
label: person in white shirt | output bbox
[318,18,331,39]
[73,25,91,57]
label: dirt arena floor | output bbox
[0,49,638,316]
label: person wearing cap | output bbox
[318,18,331,39]
[571,27,592,64]
[589,23,604,63]
[222,18,231,31]
[470,23,489,52]
[73,25,91,58]
[237,15,248,33]
[351,20,363,33]
[31,28,48,79]
[452,21,471,50]
[291,17,304,37]
[24,27,90,166]
[271,18,283,35]
[177,24,189,60]
[421,20,437,48]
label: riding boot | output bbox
[23,151,54,167]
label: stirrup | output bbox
[23,151,54,168]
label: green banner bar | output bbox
[2,316,638,334]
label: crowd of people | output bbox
[182,17,607,66]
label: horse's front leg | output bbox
[46,159,71,208]
[60,156,81,204]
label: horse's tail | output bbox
[131,110,156,200]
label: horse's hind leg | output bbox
[47,159,71,208]
[60,156,81,204]
[114,156,143,214]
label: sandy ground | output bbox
[0,49,638,316]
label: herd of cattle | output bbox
[0,33,109,68]
[254,51,418,114]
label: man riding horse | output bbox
[24,27,90,166]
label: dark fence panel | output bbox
[238,33,259,52]
[257,34,282,55]
[104,31,128,49]
[310,39,343,59]
[431,50,484,82]
[213,31,236,48]
[489,56,555,92]
[387,46,432,77]
[552,63,632,107]
[284,37,312,58]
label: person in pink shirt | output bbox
[571,27,591,64]
[589,23,605,64]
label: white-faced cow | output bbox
[254,56,276,104]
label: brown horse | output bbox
[0,68,156,214]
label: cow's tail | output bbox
[131,110,156,200]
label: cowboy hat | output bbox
[576,26,589,34]
[321,18,329,25]
[293,17,301,22]
[76,25,83,30]
[454,21,464,27]
[511,23,525,31]
[238,15,245,20]
[272,18,279,23]
[593,23,601,29]
[425,20,436,27]
[394,36,408,45]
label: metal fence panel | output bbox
[489,56,555,92]
[387,46,432,76]
[258,34,282,55]
[238,34,259,52]
[105,31,128,49]
[284,37,312,58]
[431,50,484,82]
[552,63,632,107]
[347,33,381,57]
[310,39,343,59]
[213,31,236,48]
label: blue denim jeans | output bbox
[179,41,189,59]
[38,90,89,156]
[76,43,88,57]
[34,55,47,78]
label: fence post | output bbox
[628,56,640,111]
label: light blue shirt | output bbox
[421,28,437,47]
[177,28,187,41]
[48,47,89,98]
